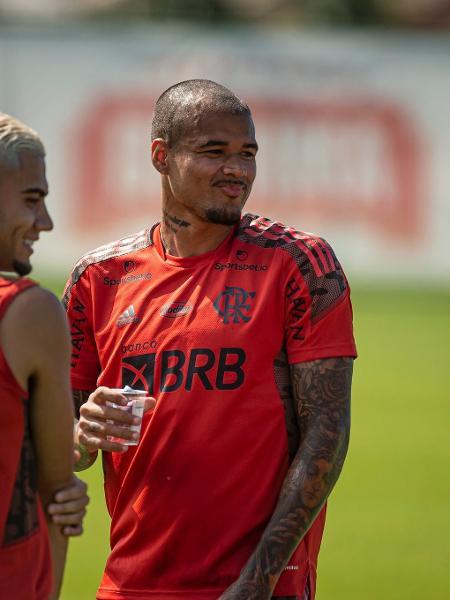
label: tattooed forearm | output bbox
[72,389,91,420]
[221,357,353,599]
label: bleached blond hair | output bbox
[0,112,45,168]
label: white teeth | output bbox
[23,239,34,248]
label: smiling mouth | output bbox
[215,180,246,198]
[23,239,36,253]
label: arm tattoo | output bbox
[72,389,91,420]
[235,357,353,598]
[74,440,94,472]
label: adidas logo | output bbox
[116,304,141,328]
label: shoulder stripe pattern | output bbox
[237,214,347,322]
[240,216,336,276]
[62,228,154,308]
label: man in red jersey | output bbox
[66,80,356,600]
[0,113,90,598]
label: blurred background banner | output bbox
[1,22,449,281]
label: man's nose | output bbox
[37,202,54,232]
[221,155,246,178]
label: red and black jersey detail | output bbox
[238,214,348,322]
[62,228,153,309]
[273,348,299,464]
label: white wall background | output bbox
[1,25,449,282]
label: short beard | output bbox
[204,207,242,226]
[12,259,32,277]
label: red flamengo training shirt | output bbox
[0,277,53,600]
[64,214,357,600]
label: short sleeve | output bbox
[62,267,100,392]
[283,237,357,364]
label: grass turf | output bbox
[42,279,448,600]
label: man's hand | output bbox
[47,475,89,536]
[76,386,156,454]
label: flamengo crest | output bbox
[213,286,256,324]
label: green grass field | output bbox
[41,278,449,600]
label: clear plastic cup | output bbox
[106,387,146,446]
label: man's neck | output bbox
[160,209,236,258]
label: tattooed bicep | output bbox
[289,357,353,430]
[73,389,92,419]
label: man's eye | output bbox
[25,197,40,205]
[241,152,256,159]
[199,149,222,155]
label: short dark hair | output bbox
[151,79,251,147]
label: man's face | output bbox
[165,110,258,225]
[0,151,52,276]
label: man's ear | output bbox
[151,139,169,173]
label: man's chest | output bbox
[91,257,286,392]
